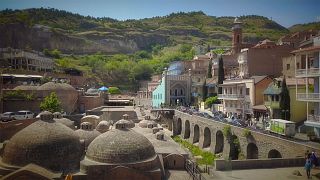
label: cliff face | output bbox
[0,23,170,54]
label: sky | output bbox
[0,0,319,27]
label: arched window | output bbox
[175,89,178,96]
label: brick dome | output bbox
[86,127,156,164]
[75,122,101,148]
[1,111,81,172]
[38,82,76,91]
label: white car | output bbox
[15,110,34,120]
[1,112,16,122]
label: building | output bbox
[238,42,294,79]
[292,34,320,136]
[0,48,54,72]
[152,69,192,108]
[218,76,272,119]
[279,30,318,48]
[263,78,312,123]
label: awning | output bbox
[107,99,131,103]
[252,105,267,111]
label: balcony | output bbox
[296,68,320,77]
[307,115,320,123]
[264,101,280,109]
[218,94,244,100]
[297,93,320,102]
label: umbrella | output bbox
[99,86,109,91]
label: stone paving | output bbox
[204,167,320,180]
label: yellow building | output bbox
[263,78,313,123]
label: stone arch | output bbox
[215,130,224,154]
[247,143,258,159]
[184,120,190,139]
[203,127,211,148]
[229,135,240,160]
[268,149,282,158]
[193,124,200,144]
[176,118,182,135]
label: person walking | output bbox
[305,153,313,179]
[311,151,319,167]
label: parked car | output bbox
[1,112,16,122]
[15,110,34,120]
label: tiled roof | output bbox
[291,46,320,54]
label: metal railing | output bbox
[307,114,320,123]
[185,159,207,180]
[218,94,244,99]
[297,93,320,101]
[296,68,320,77]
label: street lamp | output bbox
[282,109,289,120]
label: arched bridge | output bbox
[173,110,320,160]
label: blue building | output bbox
[152,69,192,108]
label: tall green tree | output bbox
[280,77,290,120]
[40,92,62,113]
[207,59,213,78]
[217,55,225,94]
[202,79,208,101]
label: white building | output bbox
[293,35,320,136]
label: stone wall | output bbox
[173,110,320,160]
[215,157,305,171]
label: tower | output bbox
[232,17,243,54]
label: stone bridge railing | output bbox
[173,110,320,160]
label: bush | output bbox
[223,125,232,137]
[242,129,252,137]
[3,90,35,101]
[172,136,215,165]
[108,87,121,94]
[40,92,62,113]
[204,96,219,107]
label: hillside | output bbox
[0,8,290,54]
[289,22,320,32]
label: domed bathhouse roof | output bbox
[96,120,111,133]
[75,122,101,148]
[81,115,100,128]
[79,119,162,179]
[38,82,76,91]
[53,112,75,130]
[0,111,81,174]
[113,114,135,128]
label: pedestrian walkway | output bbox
[203,167,320,180]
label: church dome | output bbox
[86,123,156,164]
[1,111,81,172]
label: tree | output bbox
[205,96,219,107]
[207,59,213,78]
[217,55,225,94]
[40,92,62,113]
[280,77,290,120]
[202,79,208,101]
[108,87,121,94]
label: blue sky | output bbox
[0,0,319,27]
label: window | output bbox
[286,64,290,70]
[275,95,279,101]
[240,88,243,95]
[246,88,249,95]
[296,62,300,69]
[198,78,201,82]
[180,89,183,96]
[175,89,178,96]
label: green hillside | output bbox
[289,22,320,32]
[0,8,290,52]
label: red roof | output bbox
[291,46,320,54]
